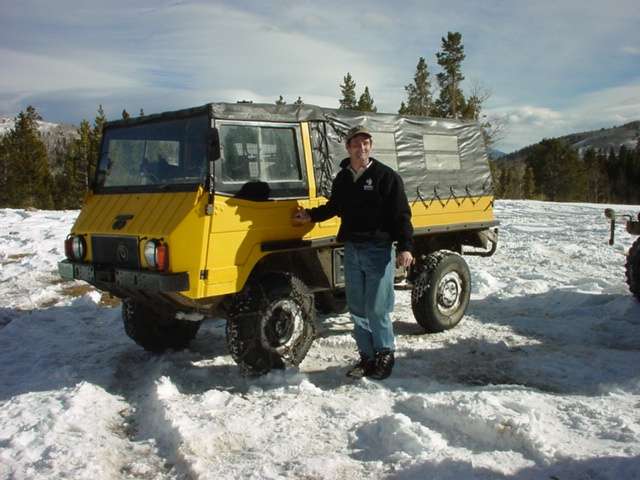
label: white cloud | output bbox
[0,48,140,93]
[123,3,389,97]
[1,0,639,151]
[569,81,640,124]
[622,46,640,56]
[488,80,640,152]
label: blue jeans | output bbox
[343,241,396,358]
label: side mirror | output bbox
[209,128,221,161]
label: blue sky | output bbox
[1,0,639,152]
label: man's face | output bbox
[346,134,372,165]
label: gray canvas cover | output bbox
[207,103,492,201]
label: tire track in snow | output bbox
[110,350,199,480]
[107,319,241,480]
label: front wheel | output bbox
[226,272,316,375]
[122,298,201,353]
[411,251,471,332]
[626,237,640,302]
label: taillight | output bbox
[64,235,86,261]
[156,243,168,271]
[144,239,169,272]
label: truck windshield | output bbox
[95,113,209,191]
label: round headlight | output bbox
[71,237,85,259]
[144,240,158,268]
[144,239,169,271]
[65,235,86,261]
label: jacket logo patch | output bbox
[363,178,374,191]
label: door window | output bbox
[217,122,307,199]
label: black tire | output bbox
[122,298,201,353]
[626,237,640,302]
[411,250,471,332]
[226,272,316,375]
[315,289,348,314]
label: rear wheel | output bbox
[411,251,471,332]
[122,298,201,352]
[626,237,640,301]
[226,272,316,375]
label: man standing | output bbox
[293,126,413,379]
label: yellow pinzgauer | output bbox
[59,103,498,375]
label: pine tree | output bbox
[275,95,286,106]
[53,120,90,208]
[339,73,357,110]
[522,166,536,199]
[526,139,586,201]
[0,106,53,208]
[51,105,106,208]
[50,133,74,208]
[139,108,145,117]
[605,147,621,202]
[0,135,10,206]
[122,109,130,120]
[631,146,640,204]
[619,145,637,204]
[433,32,466,118]
[90,105,106,186]
[294,96,304,106]
[499,166,511,199]
[487,160,502,197]
[583,148,608,202]
[357,86,377,112]
[398,57,432,116]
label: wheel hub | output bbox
[437,271,463,314]
[261,300,304,355]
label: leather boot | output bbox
[369,350,395,380]
[346,353,374,378]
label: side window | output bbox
[260,128,302,181]
[220,125,258,182]
[217,123,307,198]
[423,134,461,170]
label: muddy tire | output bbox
[122,298,201,353]
[411,251,471,332]
[626,237,640,302]
[315,289,348,314]
[226,272,316,375]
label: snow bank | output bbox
[1,201,639,479]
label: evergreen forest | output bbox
[491,136,640,205]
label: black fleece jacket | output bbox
[309,157,413,252]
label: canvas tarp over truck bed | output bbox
[208,102,493,203]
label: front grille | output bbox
[92,236,140,269]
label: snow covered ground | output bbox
[1,200,639,480]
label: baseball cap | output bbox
[345,125,372,144]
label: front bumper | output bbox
[58,260,189,293]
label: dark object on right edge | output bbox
[604,209,640,302]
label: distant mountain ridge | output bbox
[0,116,77,137]
[0,116,78,163]
[501,120,640,163]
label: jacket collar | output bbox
[339,157,378,170]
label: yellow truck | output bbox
[58,102,498,374]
